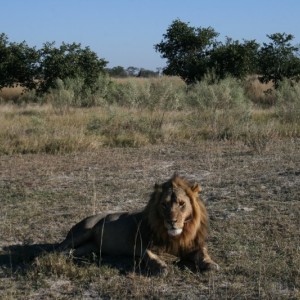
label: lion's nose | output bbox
[169,219,177,227]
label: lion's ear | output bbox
[191,183,202,193]
[172,181,178,189]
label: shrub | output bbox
[185,76,251,140]
[147,77,186,110]
[107,77,186,110]
[47,73,111,112]
[275,79,300,123]
[186,76,249,110]
[106,78,151,107]
[47,79,74,114]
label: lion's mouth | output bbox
[167,228,183,237]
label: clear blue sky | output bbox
[1,0,299,70]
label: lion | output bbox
[59,174,219,274]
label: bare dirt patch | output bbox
[0,140,299,299]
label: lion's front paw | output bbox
[144,249,168,276]
[147,259,168,276]
[208,261,220,271]
[200,260,220,272]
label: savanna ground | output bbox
[0,77,299,299]
[1,138,299,299]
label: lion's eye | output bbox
[179,201,185,208]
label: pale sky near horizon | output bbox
[1,0,299,70]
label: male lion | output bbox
[59,174,219,274]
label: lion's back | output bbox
[94,211,148,256]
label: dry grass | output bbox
[0,104,299,155]
[111,76,185,86]
[0,140,299,299]
[244,75,276,106]
[0,86,24,102]
[0,105,185,153]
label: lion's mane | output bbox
[143,175,208,256]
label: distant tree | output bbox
[154,19,219,83]
[126,66,139,77]
[137,68,159,78]
[37,42,107,93]
[0,33,39,90]
[258,33,300,88]
[210,38,259,79]
[106,66,128,77]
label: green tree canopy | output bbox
[37,42,107,93]
[155,19,219,83]
[0,33,39,90]
[258,33,300,88]
[0,34,108,93]
[156,20,300,86]
[210,38,259,79]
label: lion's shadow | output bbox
[0,243,148,275]
[0,243,59,272]
[0,243,200,276]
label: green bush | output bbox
[185,76,252,140]
[47,79,74,114]
[187,76,249,110]
[107,77,186,110]
[106,79,151,107]
[275,79,300,123]
[47,73,111,112]
[147,77,185,110]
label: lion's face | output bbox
[159,186,194,237]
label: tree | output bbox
[258,33,300,88]
[0,33,39,90]
[37,42,107,93]
[126,66,139,77]
[0,34,108,94]
[0,33,13,89]
[106,65,127,77]
[137,68,159,78]
[155,19,219,83]
[210,38,259,80]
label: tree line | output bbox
[155,19,300,88]
[1,19,300,95]
[0,33,107,94]
[0,32,162,94]
[105,66,160,78]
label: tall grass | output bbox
[187,76,249,110]
[275,79,300,123]
[243,75,275,107]
[106,76,186,110]
[0,106,97,154]
[0,75,299,154]
[185,77,252,140]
